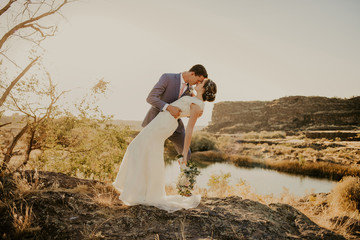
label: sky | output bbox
[4,0,360,125]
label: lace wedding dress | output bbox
[113,96,203,212]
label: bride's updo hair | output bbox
[202,79,217,102]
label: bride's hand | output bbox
[178,157,186,165]
[178,156,187,170]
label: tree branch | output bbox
[20,127,35,169]
[0,56,39,107]
[0,122,11,128]
[0,123,29,175]
[0,52,21,68]
[0,0,16,17]
[8,93,35,118]
[0,0,68,51]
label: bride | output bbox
[113,79,217,212]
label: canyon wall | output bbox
[206,96,360,133]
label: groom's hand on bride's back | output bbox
[166,105,182,118]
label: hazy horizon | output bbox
[3,0,360,125]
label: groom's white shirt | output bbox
[161,73,185,112]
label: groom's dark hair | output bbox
[189,64,208,78]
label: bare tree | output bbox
[0,0,72,108]
[0,70,66,175]
[0,57,39,106]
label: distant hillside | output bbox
[1,116,205,132]
[206,96,360,133]
[110,120,206,132]
[109,120,144,131]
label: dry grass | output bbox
[184,172,360,238]
[81,223,106,240]
[207,172,233,198]
[48,182,120,208]
[299,177,360,238]
[175,217,187,240]
[262,159,360,181]
[74,184,91,193]
[193,150,360,181]
[88,183,119,207]
[191,151,225,163]
[328,176,360,214]
[241,131,286,140]
[12,169,44,197]
[167,172,360,238]
[80,215,113,239]
[10,202,40,234]
[210,132,360,167]
[214,134,235,153]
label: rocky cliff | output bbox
[0,171,345,240]
[206,96,360,133]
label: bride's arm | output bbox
[182,103,202,162]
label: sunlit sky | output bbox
[6,0,360,125]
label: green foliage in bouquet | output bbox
[176,155,200,197]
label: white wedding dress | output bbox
[113,96,203,212]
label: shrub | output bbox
[214,134,234,153]
[191,151,224,163]
[260,131,286,139]
[207,172,232,197]
[241,131,286,139]
[328,176,360,213]
[190,132,216,152]
[30,117,131,182]
[164,139,178,162]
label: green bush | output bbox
[190,132,216,152]
[30,116,131,181]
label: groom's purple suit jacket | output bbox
[142,73,191,153]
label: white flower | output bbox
[180,164,190,171]
[179,173,190,186]
[176,155,200,196]
[178,157,189,171]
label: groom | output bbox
[142,64,208,158]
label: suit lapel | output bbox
[175,73,181,98]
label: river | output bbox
[165,161,336,197]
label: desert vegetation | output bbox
[166,171,360,239]
[2,107,359,239]
[187,131,360,181]
[181,130,360,238]
[2,116,360,239]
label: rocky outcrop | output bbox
[207,96,360,133]
[0,171,345,239]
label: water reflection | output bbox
[165,161,337,197]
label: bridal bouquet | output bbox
[176,155,200,197]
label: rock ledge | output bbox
[0,171,345,239]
